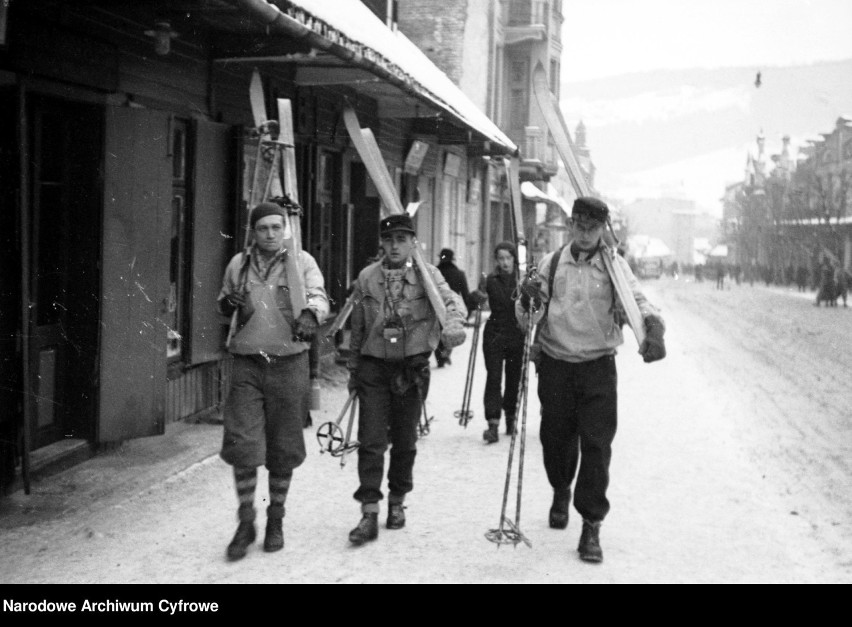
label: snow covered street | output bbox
[1,277,849,584]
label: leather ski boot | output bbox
[504,413,516,436]
[349,512,379,545]
[577,519,603,563]
[549,489,571,530]
[264,505,285,553]
[226,506,257,561]
[387,502,406,529]
[483,420,499,444]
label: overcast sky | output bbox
[561,0,852,82]
[557,0,852,217]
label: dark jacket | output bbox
[484,270,523,341]
[437,261,474,312]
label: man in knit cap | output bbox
[217,200,329,561]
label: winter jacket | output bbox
[349,258,467,361]
[437,261,475,312]
[218,246,329,357]
[516,243,659,363]
[484,269,524,342]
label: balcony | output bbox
[505,0,547,45]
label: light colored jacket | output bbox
[349,258,467,361]
[218,247,329,357]
[516,244,659,363]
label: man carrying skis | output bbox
[217,201,329,561]
[345,214,467,545]
[516,197,666,563]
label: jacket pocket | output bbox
[404,295,431,323]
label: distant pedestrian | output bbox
[835,266,849,307]
[434,248,476,367]
[670,261,680,279]
[796,265,808,292]
[715,262,726,290]
[477,242,525,444]
[217,201,330,561]
[816,260,837,307]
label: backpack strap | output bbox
[533,245,566,341]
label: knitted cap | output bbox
[250,202,286,228]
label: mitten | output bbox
[440,320,467,349]
[292,309,318,342]
[470,290,488,306]
[638,313,666,363]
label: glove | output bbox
[223,291,254,323]
[347,372,359,394]
[440,320,467,349]
[470,290,488,306]
[292,309,318,342]
[346,357,360,393]
[638,313,666,363]
[518,275,544,311]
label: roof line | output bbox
[231,0,517,154]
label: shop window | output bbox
[168,119,191,362]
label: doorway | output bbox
[26,95,101,449]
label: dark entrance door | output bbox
[27,95,102,449]
[350,161,380,275]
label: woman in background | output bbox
[478,242,525,444]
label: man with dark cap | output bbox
[345,213,468,545]
[434,247,478,367]
[217,200,329,561]
[516,196,666,563]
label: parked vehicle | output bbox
[637,256,664,279]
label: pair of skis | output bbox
[325,107,449,342]
[531,61,646,347]
[225,69,307,349]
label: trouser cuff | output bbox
[388,493,405,505]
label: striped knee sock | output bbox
[233,466,257,521]
[268,470,292,519]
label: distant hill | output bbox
[558,59,852,209]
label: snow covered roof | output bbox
[280,0,517,153]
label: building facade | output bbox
[397,0,577,273]
[0,0,516,494]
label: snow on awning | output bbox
[521,182,568,213]
[278,0,517,153]
[546,182,572,216]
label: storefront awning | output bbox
[232,0,517,155]
[521,181,570,215]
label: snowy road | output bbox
[1,277,849,583]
